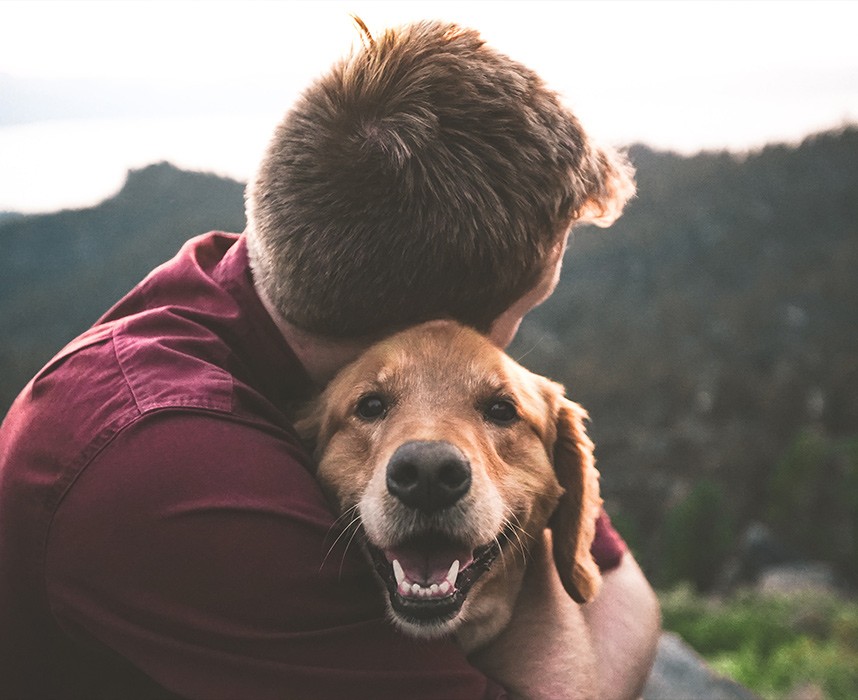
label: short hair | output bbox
[246,19,634,338]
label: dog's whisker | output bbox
[320,507,362,573]
[509,530,528,562]
[326,503,361,535]
[337,519,365,581]
[502,513,531,562]
[512,333,547,363]
[323,504,361,548]
[493,532,509,573]
[320,521,360,574]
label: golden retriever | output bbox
[297,319,602,654]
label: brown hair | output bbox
[246,19,634,338]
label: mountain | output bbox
[2,130,857,588]
[0,212,24,225]
[0,162,246,413]
[508,128,858,585]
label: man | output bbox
[0,20,659,699]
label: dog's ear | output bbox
[293,399,324,463]
[549,398,603,603]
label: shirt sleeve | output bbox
[591,510,628,572]
[45,411,506,700]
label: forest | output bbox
[2,128,857,596]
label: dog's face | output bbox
[297,320,602,646]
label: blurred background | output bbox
[2,1,857,697]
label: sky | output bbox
[1,0,857,213]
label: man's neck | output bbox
[255,282,369,387]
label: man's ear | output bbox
[549,398,603,603]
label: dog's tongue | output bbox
[385,542,474,586]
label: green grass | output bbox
[659,585,858,699]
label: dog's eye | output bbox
[356,394,387,421]
[484,399,518,425]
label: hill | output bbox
[2,130,857,588]
[508,128,858,586]
[0,162,246,413]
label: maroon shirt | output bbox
[0,232,624,699]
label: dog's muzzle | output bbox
[364,440,502,628]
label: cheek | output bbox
[315,429,379,510]
[492,434,562,523]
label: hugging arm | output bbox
[468,530,597,700]
[470,532,660,700]
[582,551,661,700]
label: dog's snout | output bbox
[386,440,471,513]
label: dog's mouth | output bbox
[366,531,502,626]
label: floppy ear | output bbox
[550,398,603,603]
[292,399,325,463]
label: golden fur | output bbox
[297,320,602,653]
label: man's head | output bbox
[246,19,634,340]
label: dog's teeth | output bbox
[392,559,405,587]
[392,560,461,599]
[447,560,460,585]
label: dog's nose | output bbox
[386,440,471,513]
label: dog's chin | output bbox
[364,532,503,638]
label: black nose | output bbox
[386,440,471,513]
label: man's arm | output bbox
[469,531,660,700]
[583,552,661,700]
[468,530,597,699]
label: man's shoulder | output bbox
[17,229,291,425]
[13,301,238,433]
[0,228,310,546]
[0,317,231,493]
[110,306,235,415]
[0,288,293,505]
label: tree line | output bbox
[2,129,857,589]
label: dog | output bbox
[296,319,602,654]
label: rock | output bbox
[642,632,759,700]
[718,521,796,590]
[757,561,842,596]
[785,682,826,700]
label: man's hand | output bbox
[468,530,660,700]
[468,530,598,700]
[582,552,661,700]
